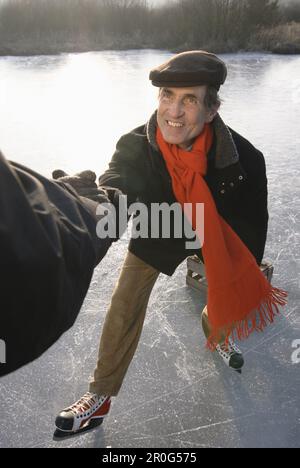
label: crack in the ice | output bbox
[162,412,256,437]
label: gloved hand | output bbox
[99,185,123,208]
[52,169,109,204]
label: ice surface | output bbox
[0,52,299,448]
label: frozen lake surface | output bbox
[0,50,299,448]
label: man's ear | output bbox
[206,104,220,123]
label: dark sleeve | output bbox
[251,150,268,263]
[230,149,269,265]
[0,152,113,377]
[243,149,268,265]
[99,133,147,206]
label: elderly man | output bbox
[55,51,287,437]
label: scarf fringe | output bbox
[206,286,288,351]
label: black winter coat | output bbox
[0,153,112,377]
[99,113,268,276]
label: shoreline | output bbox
[1,22,299,58]
[0,43,299,57]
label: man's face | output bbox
[157,85,217,149]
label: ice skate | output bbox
[54,392,111,439]
[202,306,244,373]
[215,339,244,374]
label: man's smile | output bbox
[166,120,184,128]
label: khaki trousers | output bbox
[89,250,160,396]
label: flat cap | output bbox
[149,50,227,90]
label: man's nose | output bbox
[168,99,184,118]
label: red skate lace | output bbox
[70,393,99,415]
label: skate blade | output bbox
[53,417,103,441]
[230,361,244,374]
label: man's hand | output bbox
[99,185,123,208]
[52,169,109,203]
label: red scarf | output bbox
[156,124,288,348]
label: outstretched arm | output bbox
[98,133,147,206]
[0,153,114,377]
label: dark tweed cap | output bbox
[149,50,227,90]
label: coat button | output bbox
[239,175,244,180]
[230,182,234,187]
[220,189,225,194]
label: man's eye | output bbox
[184,97,198,105]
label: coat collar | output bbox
[145,111,239,169]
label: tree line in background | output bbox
[0,0,299,55]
